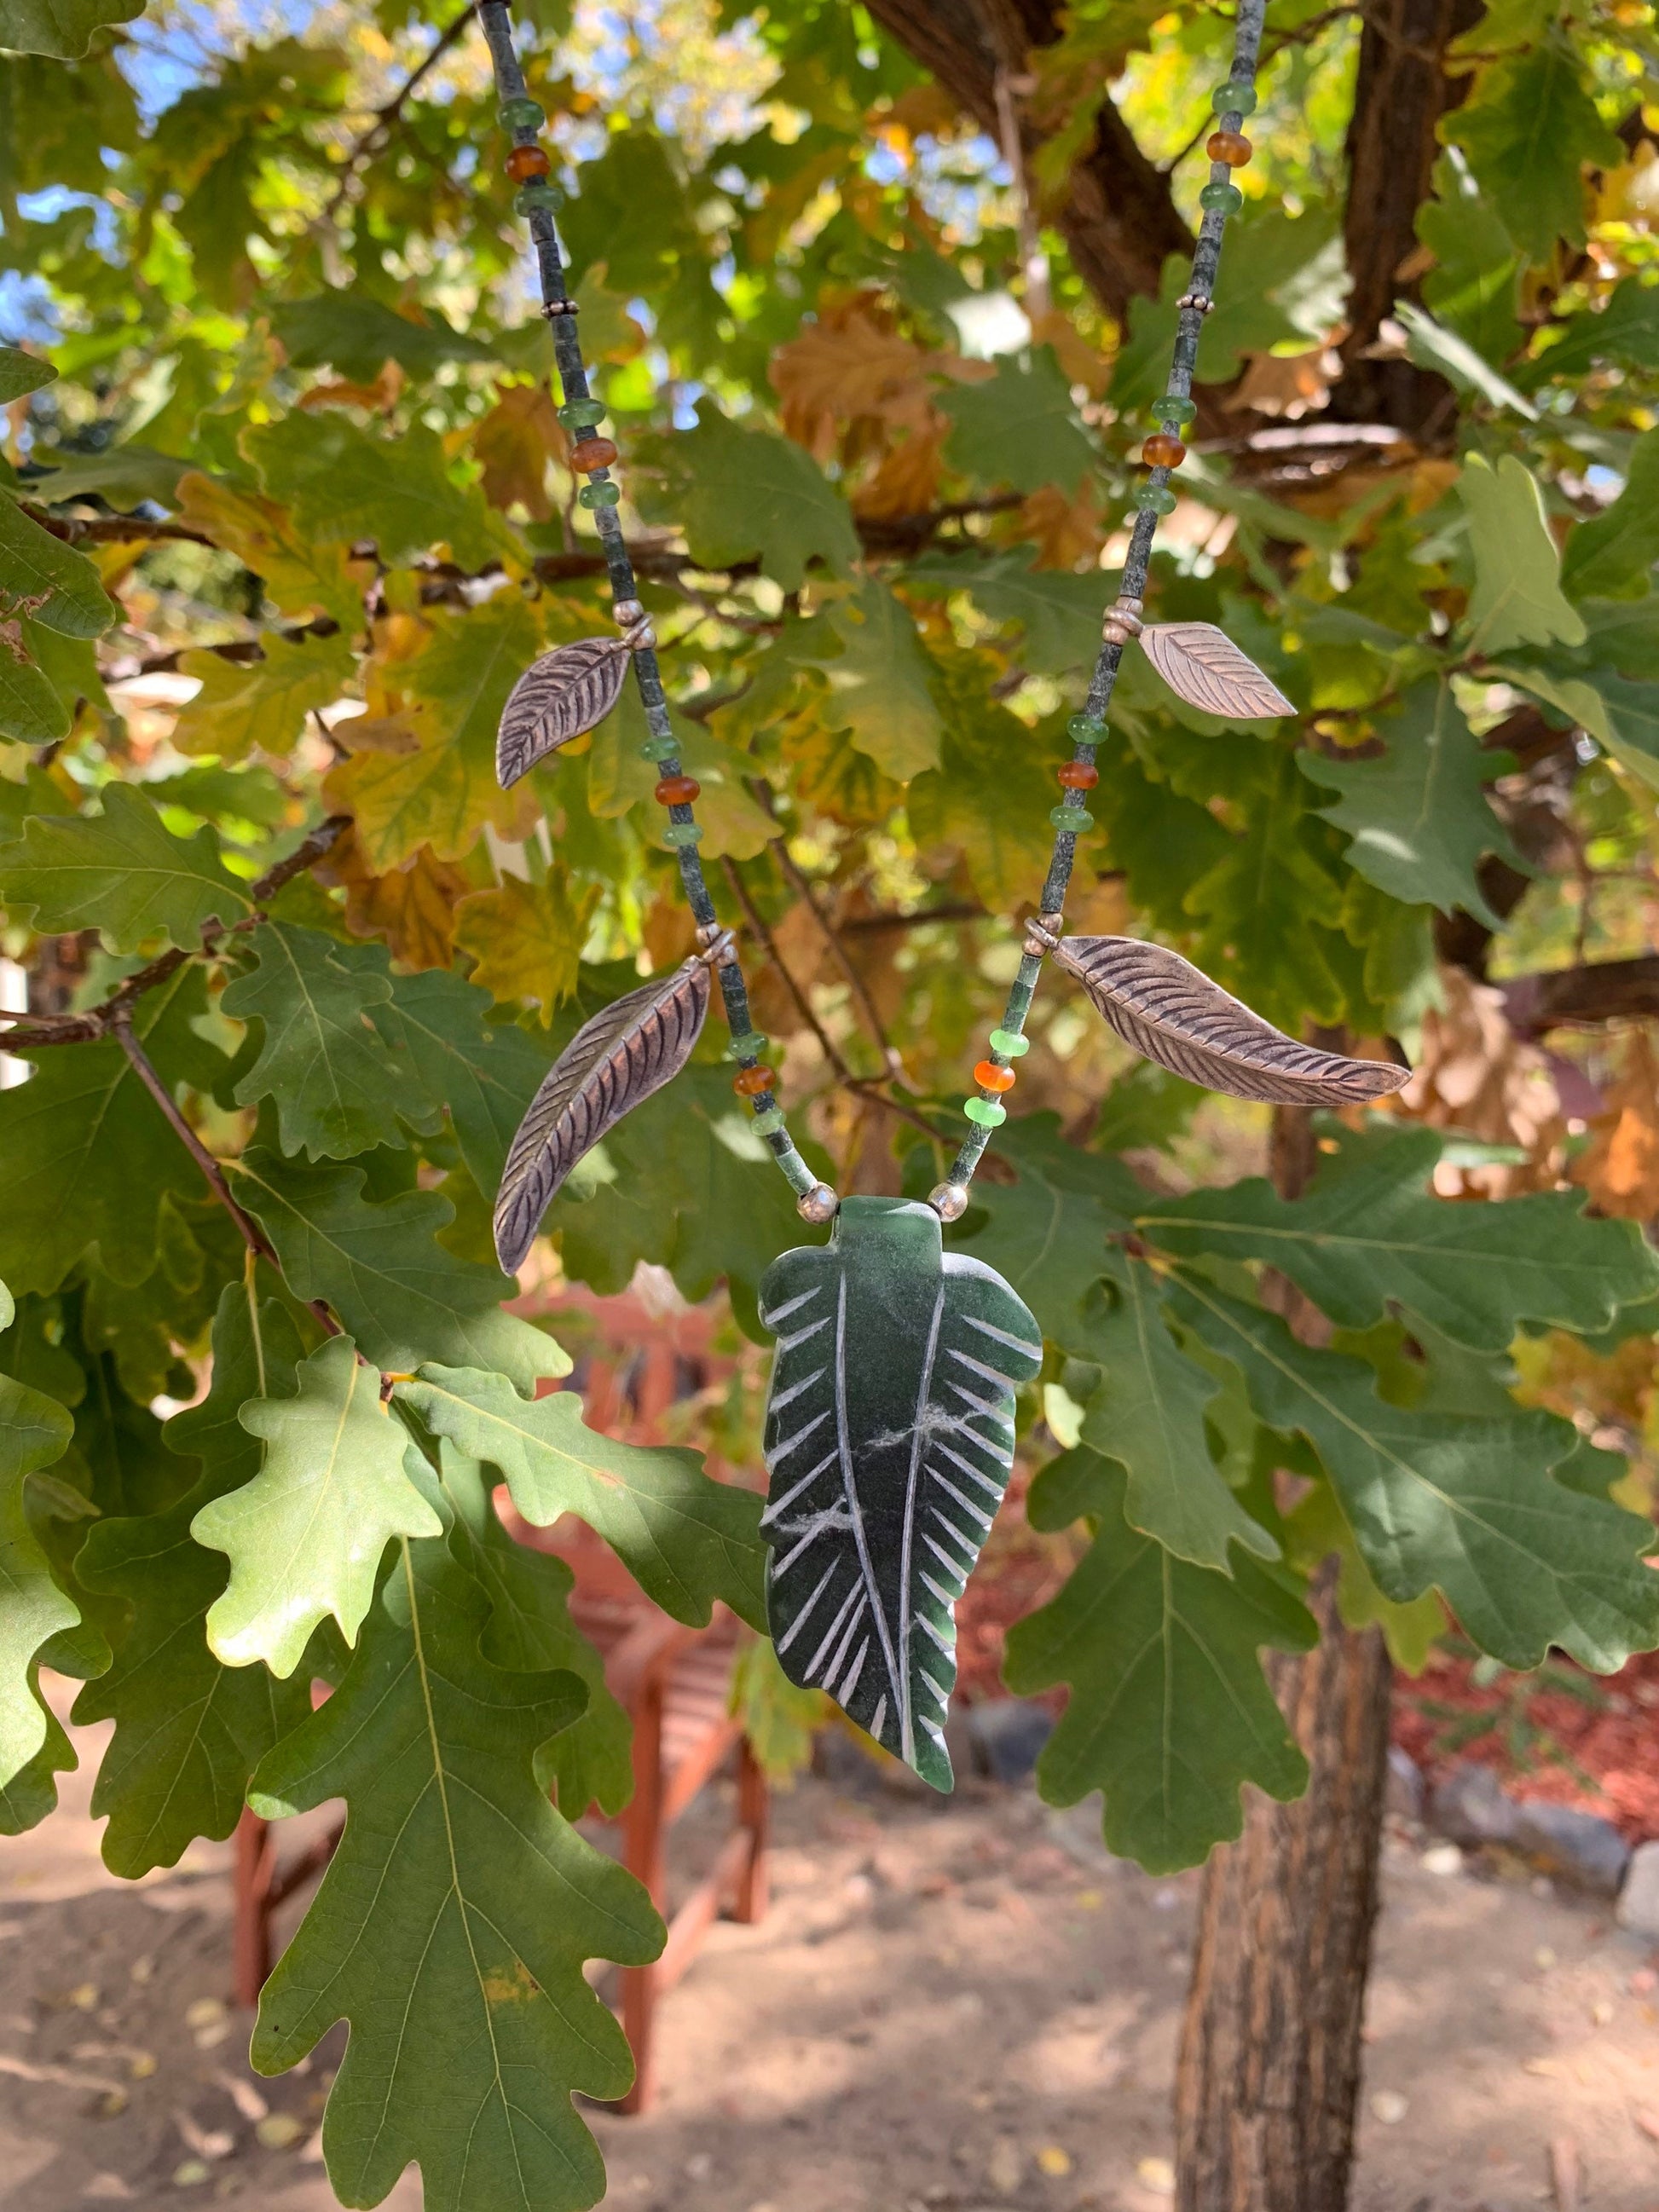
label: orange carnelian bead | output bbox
[506,144,551,182]
[1057,761,1099,789]
[1206,130,1251,166]
[974,1060,1017,1094]
[733,1064,775,1097]
[569,436,619,471]
[654,774,700,806]
[1142,432,1187,468]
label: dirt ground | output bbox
[4,1689,1659,2212]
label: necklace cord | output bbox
[477,0,829,1212]
[937,0,1268,1209]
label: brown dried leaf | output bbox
[1018,480,1106,570]
[494,955,716,1271]
[1226,349,1339,419]
[471,384,568,521]
[300,362,404,414]
[1139,623,1295,720]
[1054,934,1411,1106]
[1396,967,1567,1195]
[315,826,470,973]
[1578,1031,1659,1220]
[853,423,949,522]
[771,301,939,462]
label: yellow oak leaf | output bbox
[173,473,368,629]
[471,384,567,521]
[452,871,600,1019]
[326,734,539,869]
[172,631,356,762]
[315,826,471,972]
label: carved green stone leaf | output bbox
[757,1198,1043,1791]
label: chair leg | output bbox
[232,1808,273,2009]
[732,1739,769,1926]
[618,1680,666,2115]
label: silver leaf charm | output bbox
[1051,934,1411,1106]
[494,943,727,1273]
[496,634,635,789]
[1139,621,1294,720]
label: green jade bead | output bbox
[662,821,703,847]
[1199,181,1245,215]
[751,1106,787,1136]
[963,1097,1006,1129]
[513,182,563,216]
[1067,712,1106,742]
[580,481,621,509]
[1153,395,1197,426]
[988,1029,1030,1058]
[558,398,605,430]
[639,734,678,762]
[1134,484,1177,514]
[499,96,546,130]
[727,1031,768,1060]
[1211,81,1257,114]
[1050,805,1095,830]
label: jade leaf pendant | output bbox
[758,1197,1043,1791]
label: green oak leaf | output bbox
[373,967,551,1195]
[1417,155,1523,369]
[673,407,858,588]
[0,0,144,58]
[1441,34,1621,261]
[171,631,356,764]
[0,491,116,638]
[0,1374,77,1794]
[72,1283,311,1874]
[1003,1447,1315,1874]
[1140,1123,1659,1350]
[249,1505,661,2212]
[1458,453,1585,655]
[1497,661,1659,793]
[1285,1476,1444,1674]
[222,922,414,1160]
[939,349,1096,496]
[811,580,942,781]
[1526,277,1659,385]
[243,413,497,571]
[0,963,228,1294]
[905,549,1102,676]
[195,1333,441,1676]
[232,1148,567,1393]
[436,1441,633,1817]
[1078,1250,1276,1569]
[396,1363,767,1631]
[1396,301,1537,419]
[0,782,252,952]
[25,445,185,509]
[0,348,55,401]
[1298,679,1522,922]
[1166,1273,1659,1673]
[948,1112,1139,1351]
[270,292,494,382]
[1561,428,1659,602]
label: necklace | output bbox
[477,0,1410,1787]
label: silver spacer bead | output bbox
[692,924,737,967]
[614,598,645,627]
[542,298,581,318]
[928,1181,968,1223]
[797,1183,839,1225]
[1102,597,1145,646]
[1023,910,1064,957]
[1177,292,1214,315]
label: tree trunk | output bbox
[1173,1100,1394,2212]
[1173,1564,1394,2209]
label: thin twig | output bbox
[841,901,988,933]
[1,816,350,1050]
[720,857,857,1083]
[750,789,903,1077]
[113,1014,342,1337]
[319,5,475,229]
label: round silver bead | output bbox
[614,598,646,627]
[796,1183,839,1225]
[1177,292,1215,315]
[928,1181,968,1222]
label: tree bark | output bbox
[1173,1100,1394,2212]
[1331,0,1485,430]
[1174,1562,1394,2210]
[860,0,1190,323]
